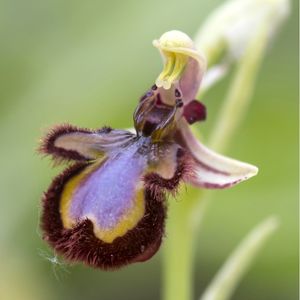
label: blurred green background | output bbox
[0,0,298,299]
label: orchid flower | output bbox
[39,30,258,270]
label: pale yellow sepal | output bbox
[153,30,206,89]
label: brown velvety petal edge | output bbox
[38,124,112,163]
[41,162,166,270]
[143,148,192,197]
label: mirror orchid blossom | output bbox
[39,30,258,270]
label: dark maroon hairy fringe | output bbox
[38,124,112,162]
[144,148,191,197]
[41,162,166,270]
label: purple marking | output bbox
[69,143,147,230]
[200,179,242,189]
[195,159,230,176]
[140,90,154,102]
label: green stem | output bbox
[200,217,279,300]
[162,188,199,300]
[209,26,269,152]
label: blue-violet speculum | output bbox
[39,30,258,270]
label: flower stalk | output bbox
[209,22,269,152]
[162,191,199,300]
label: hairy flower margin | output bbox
[39,30,258,270]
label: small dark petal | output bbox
[151,84,158,90]
[41,163,166,270]
[183,100,207,124]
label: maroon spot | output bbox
[183,100,207,124]
[156,93,163,105]
[176,99,183,108]
[175,89,181,98]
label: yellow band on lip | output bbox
[89,188,145,243]
[60,159,145,244]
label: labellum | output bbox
[39,30,258,270]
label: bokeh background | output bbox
[0,0,298,299]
